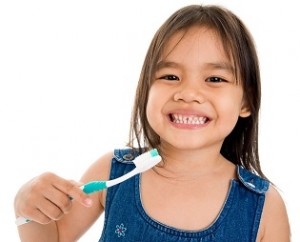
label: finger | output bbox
[37,198,65,221]
[20,207,53,225]
[22,192,71,223]
[52,178,93,207]
[41,186,73,214]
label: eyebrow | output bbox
[155,61,180,71]
[205,62,235,74]
[155,60,235,74]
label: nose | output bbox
[173,83,205,104]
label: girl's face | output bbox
[146,26,250,152]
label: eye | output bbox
[206,77,227,83]
[159,75,180,81]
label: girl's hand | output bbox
[14,172,93,224]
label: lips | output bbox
[169,113,209,125]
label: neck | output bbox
[156,144,230,180]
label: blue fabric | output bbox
[98,148,269,242]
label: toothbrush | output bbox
[15,148,161,226]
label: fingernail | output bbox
[83,198,93,207]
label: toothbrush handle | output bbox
[15,217,31,226]
[81,181,107,194]
[106,169,138,187]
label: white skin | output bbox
[14,26,290,241]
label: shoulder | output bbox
[257,184,291,241]
[236,166,291,241]
[81,151,114,184]
[80,148,141,207]
[81,147,142,180]
[79,150,114,209]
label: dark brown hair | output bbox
[127,5,267,179]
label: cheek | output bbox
[146,87,160,126]
[146,85,168,130]
[216,91,244,121]
[147,84,165,110]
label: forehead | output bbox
[162,26,231,63]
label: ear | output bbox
[239,103,251,118]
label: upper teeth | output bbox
[171,114,207,124]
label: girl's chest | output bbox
[140,172,231,231]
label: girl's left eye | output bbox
[160,75,180,81]
[206,77,227,83]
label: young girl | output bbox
[14,4,290,242]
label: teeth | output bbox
[171,114,207,124]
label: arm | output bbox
[257,185,291,242]
[14,152,113,242]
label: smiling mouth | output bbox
[169,114,209,125]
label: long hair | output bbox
[127,5,267,179]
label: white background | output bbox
[0,0,299,241]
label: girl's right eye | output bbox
[159,75,180,81]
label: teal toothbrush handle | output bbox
[81,181,107,194]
